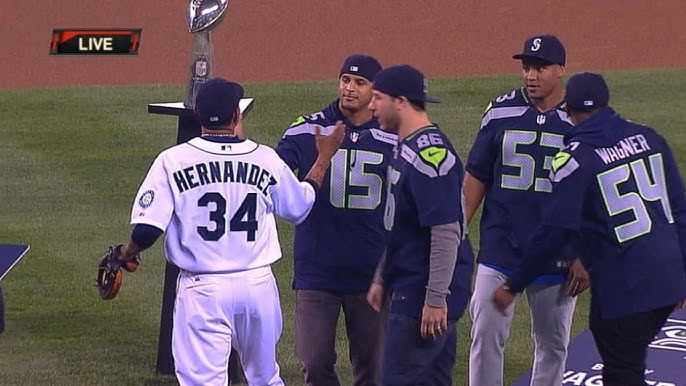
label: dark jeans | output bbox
[589,305,674,386]
[382,312,457,386]
[295,290,385,386]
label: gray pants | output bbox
[468,264,576,386]
[295,290,385,386]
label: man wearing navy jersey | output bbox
[367,64,473,385]
[276,54,393,386]
[494,72,686,386]
[465,35,587,386]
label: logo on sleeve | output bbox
[551,151,571,173]
[289,116,306,127]
[138,190,155,208]
[403,144,456,178]
[550,151,580,182]
[419,146,447,169]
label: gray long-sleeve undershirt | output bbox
[425,221,461,308]
[372,221,462,309]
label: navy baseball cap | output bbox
[565,72,610,110]
[513,34,566,66]
[372,64,441,103]
[339,54,383,82]
[194,78,245,128]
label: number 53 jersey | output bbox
[130,136,317,274]
[466,87,575,274]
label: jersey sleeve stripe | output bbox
[401,145,435,177]
[369,129,398,145]
[556,109,573,125]
[550,157,580,182]
[282,123,336,137]
[480,106,529,129]
[438,152,457,176]
[401,145,457,178]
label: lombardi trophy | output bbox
[184,0,230,109]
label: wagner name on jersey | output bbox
[539,108,686,319]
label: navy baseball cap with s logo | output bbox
[512,34,566,66]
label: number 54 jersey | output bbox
[546,108,686,318]
[130,137,317,274]
[466,87,575,274]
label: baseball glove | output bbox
[96,244,141,300]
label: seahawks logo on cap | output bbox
[138,190,155,208]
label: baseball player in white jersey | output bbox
[113,78,345,386]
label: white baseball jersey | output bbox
[130,136,316,274]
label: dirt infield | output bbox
[3,1,684,89]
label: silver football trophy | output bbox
[185,0,230,109]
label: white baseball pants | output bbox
[172,266,285,386]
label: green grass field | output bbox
[1,68,685,385]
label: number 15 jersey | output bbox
[277,100,397,292]
[466,87,575,276]
[130,136,317,274]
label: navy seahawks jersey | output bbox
[383,125,471,320]
[276,100,397,292]
[529,108,686,318]
[466,87,576,279]
[546,108,686,318]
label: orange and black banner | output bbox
[50,29,142,55]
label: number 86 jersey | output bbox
[130,136,317,274]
